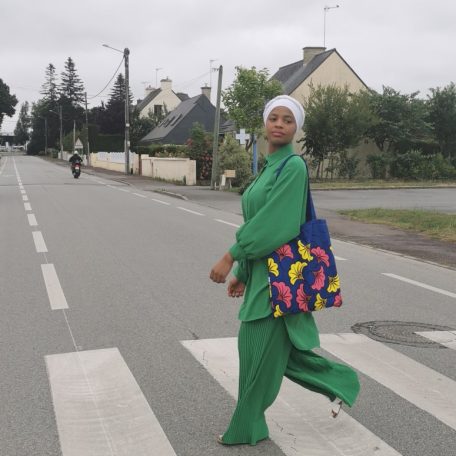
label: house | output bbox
[140,87,215,145]
[136,78,189,119]
[266,46,378,176]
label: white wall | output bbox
[141,156,196,185]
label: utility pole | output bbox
[44,117,48,155]
[84,92,90,165]
[73,120,76,153]
[210,65,223,190]
[59,105,63,159]
[124,47,130,175]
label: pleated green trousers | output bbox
[221,317,360,445]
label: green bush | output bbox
[337,151,360,180]
[428,153,456,179]
[219,135,253,188]
[367,154,390,179]
[185,123,213,181]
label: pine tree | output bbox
[14,102,31,144]
[40,63,58,103]
[101,73,133,134]
[59,57,85,105]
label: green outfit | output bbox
[224,144,360,445]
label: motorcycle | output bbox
[72,162,81,179]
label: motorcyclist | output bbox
[69,152,82,173]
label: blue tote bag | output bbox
[268,155,342,318]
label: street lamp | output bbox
[103,43,130,174]
[323,4,339,48]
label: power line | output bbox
[174,70,211,90]
[88,56,125,100]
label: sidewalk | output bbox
[78,163,456,270]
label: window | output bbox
[154,104,163,116]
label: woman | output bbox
[210,95,360,446]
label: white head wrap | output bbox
[263,95,305,130]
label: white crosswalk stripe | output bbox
[416,330,456,350]
[320,333,456,432]
[46,348,177,456]
[182,337,402,455]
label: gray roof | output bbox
[272,48,367,94]
[135,88,161,112]
[135,89,189,113]
[140,94,215,145]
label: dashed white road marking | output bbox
[24,202,32,211]
[20,189,26,194]
[45,348,177,456]
[41,264,68,310]
[416,330,456,350]
[151,198,170,206]
[177,206,204,216]
[133,192,146,198]
[27,213,38,226]
[335,255,347,261]
[183,337,401,456]
[214,218,240,228]
[117,187,130,193]
[32,231,48,253]
[22,195,29,201]
[320,333,456,431]
[382,273,456,299]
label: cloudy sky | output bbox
[1,0,455,133]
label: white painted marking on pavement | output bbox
[20,189,26,194]
[151,198,170,206]
[41,264,68,310]
[133,192,146,198]
[214,219,240,228]
[27,214,38,226]
[45,348,177,456]
[334,255,347,261]
[183,337,401,456]
[24,202,32,211]
[416,330,456,350]
[177,206,204,216]
[320,333,456,431]
[32,231,48,253]
[117,187,130,193]
[382,273,456,299]
[22,195,28,201]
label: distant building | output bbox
[140,86,215,145]
[136,78,189,119]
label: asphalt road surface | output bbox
[1,155,455,456]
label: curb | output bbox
[153,189,188,200]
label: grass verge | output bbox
[311,179,456,190]
[339,208,456,243]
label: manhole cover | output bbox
[351,321,455,348]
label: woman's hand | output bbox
[210,252,234,283]
[227,277,245,298]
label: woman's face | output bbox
[265,106,297,151]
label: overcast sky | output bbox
[1,0,455,133]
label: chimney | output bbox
[201,84,211,100]
[160,77,172,92]
[302,46,326,64]
[144,85,155,96]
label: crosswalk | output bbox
[42,331,456,456]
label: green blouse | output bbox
[229,143,320,350]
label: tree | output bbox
[59,57,85,105]
[99,73,131,134]
[186,122,212,181]
[14,102,31,144]
[303,84,373,178]
[130,106,167,148]
[365,86,432,154]
[41,63,58,103]
[222,67,282,150]
[428,82,456,159]
[0,78,18,129]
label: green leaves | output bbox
[222,67,282,146]
[0,78,18,128]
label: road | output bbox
[1,155,456,456]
